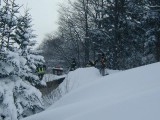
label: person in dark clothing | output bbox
[92,50,108,76]
[99,53,106,76]
[100,54,106,67]
[43,64,47,71]
[70,58,77,71]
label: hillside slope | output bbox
[23,63,160,120]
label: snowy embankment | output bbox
[42,74,66,82]
[40,74,66,86]
[23,63,160,120]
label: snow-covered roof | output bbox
[52,67,63,70]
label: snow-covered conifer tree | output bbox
[15,10,45,85]
[0,1,45,120]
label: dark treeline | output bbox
[39,0,160,70]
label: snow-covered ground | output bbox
[22,63,160,120]
[42,74,66,82]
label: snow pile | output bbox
[106,68,121,74]
[23,63,160,120]
[58,67,101,95]
[42,74,66,82]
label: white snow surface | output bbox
[42,74,66,82]
[23,63,160,120]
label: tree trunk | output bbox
[84,0,89,64]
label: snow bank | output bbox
[22,63,160,120]
[40,74,66,86]
[58,67,101,95]
[42,74,66,82]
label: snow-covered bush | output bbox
[0,49,44,120]
[0,77,43,120]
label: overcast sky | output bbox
[16,0,66,46]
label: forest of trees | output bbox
[40,0,160,70]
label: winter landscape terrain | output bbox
[22,62,160,120]
[0,0,160,120]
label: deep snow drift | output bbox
[23,63,160,120]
